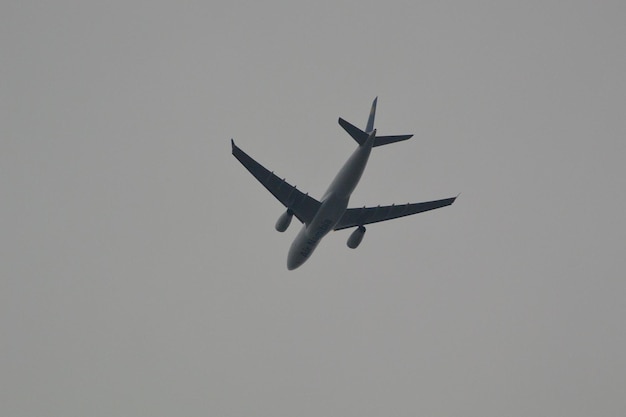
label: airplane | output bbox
[231,98,457,270]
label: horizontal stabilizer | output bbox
[338,117,368,145]
[339,118,414,147]
[373,134,413,147]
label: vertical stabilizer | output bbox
[365,97,377,133]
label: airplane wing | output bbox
[334,196,457,230]
[231,140,321,225]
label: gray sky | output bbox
[2,1,625,416]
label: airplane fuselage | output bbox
[287,130,376,269]
[232,97,455,270]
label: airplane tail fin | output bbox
[366,97,377,133]
[338,97,414,147]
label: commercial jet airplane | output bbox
[231,98,457,270]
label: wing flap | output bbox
[334,197,457,230]
[231,140,321,224]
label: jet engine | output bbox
[347,226,366,249]
[275,209,293,232]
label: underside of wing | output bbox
[231,140,321,225]
[334,197,457,230]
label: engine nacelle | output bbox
[275,209,293,232]
[347,226,366,249]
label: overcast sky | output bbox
[2,1,625,416]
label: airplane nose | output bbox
[287,254,303,270]
[287,244,308,270]
[287,225,319,270]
